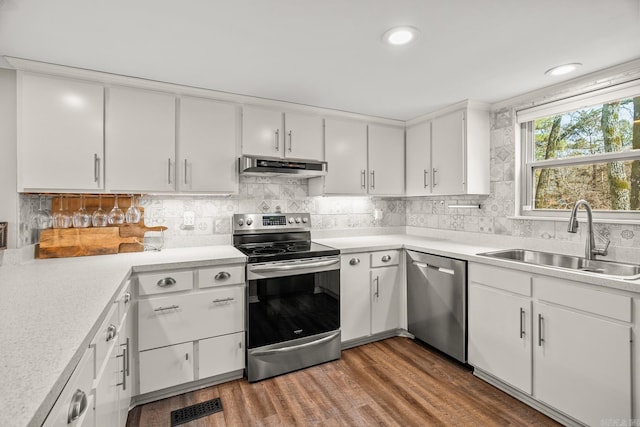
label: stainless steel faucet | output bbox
[567,199,610,260]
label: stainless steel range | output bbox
[233,213,341,382]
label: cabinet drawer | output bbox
[90,304,118,378]
[371,250,400,267]
[138,286,245,351]
[43,347,95,427]
[139,342,194,394]
[137,270,193,296]
[199,264,245,289]
[199,332,245,379]
[469,263,531,296]
[533,276,631,322]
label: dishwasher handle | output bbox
[411,260,455,275]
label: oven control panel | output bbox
[233,213,310,232]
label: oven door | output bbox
[246,256,340,350]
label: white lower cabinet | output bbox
[138,342,194,395]
[468,263,633,425]
[341,251,401,343]
[199,332,245,379]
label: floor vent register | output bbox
[170,397,223,426]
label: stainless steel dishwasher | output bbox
[406,250,467,363]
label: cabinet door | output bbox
[534,302,631,426]
[368,125,404,196]
[241,106,283,157]
[19,73,104,191]
[431,110,464,195]
[178,97,238,193]
[405,122,431,196]
[371,266,400,334]
[284,111,323,160]
[117,311,133,427]
[106,86,175,192]
[138,342,194,394]
[323,119,367,195]
[94,336,119,427]
[199,332,245,379]
[468,284,532,394]
[340,254,371,341]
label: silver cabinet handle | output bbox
[184,158,188,185]
[349,257,360,266]
[67,389,88,423]
[374,276,380,298]
[94,153,100,183]
[370,170,375,189]
[212,297,235,304]
[186,353,189,361]
[423,169,429,188]
[116,347,126,390]
[381,255,392,263]
[361,170,366,189]
[519,308,525,339]
[157,277,177,287]
[154,305,179,312]
[433,168,439,187]
[167,158,172,184]
[106,324,117,342]
[288,130,292,152]
[275,129,280,151]
[214,271,231,281]
[123,292,131,304]
[538,314,544,346]
[122,337,130,376]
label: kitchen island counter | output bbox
[0,245,245,427]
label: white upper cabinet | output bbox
[405,121,431,196]
[241,106,323,160]
[106,86,176,193]
[18,72,104,192]
[178,96,239,193]
[367,124,404,196]
[406,102,490,196]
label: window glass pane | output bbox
[533,160,640,211]
[534,96,640,161]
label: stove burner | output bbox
[287,243,311,252]
[252,247,287,255]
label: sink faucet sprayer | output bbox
[567,200,610,260]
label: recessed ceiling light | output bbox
[544,63,582,76]
[382,26,418,46]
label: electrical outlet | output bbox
[183,211,195,227]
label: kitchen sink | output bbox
[477,249,640,280]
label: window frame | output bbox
[518,79,640,220]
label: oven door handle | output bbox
[250,331,340,356]
[249,258,340,273]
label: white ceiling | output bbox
[1,0,639,121]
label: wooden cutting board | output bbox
[36,224,168,259]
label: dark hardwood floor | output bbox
[127,337,560,426]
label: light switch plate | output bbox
[183,211,195,227]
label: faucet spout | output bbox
[567,200,609,260]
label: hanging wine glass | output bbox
[72,194,92,228]
[125,194,141,224]
[92,194,109,227]
[108,194,125,225]
[32,195,52,230]
[52,196,72,229]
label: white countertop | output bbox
[0,246,245,427]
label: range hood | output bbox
[239,155,327,177]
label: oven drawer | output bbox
[137,270,193,296]
[138,287,245,351]
[199,265,245,289]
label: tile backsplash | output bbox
[18,109,640,256]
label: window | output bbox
[519,81,640,218]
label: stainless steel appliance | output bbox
[233,213,341,382]
[239,155,327,177]
[406,250,467,363]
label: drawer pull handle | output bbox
[519,308,525,339]
[154,305,179,312]
[212,297,235,304]
[106,324,117,342]
[157,277,177,287]
[349,258,360,266]
[67,389,88,423]
[214,271,231,281]
[381,255,392,263]
[123,292,131,304]
[538,314,545,347]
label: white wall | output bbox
[0,68,17,249]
